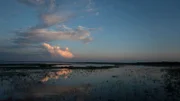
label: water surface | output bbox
[0,65,180,101]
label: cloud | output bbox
[40,13,67,27]
[17,0,46,7]
[95,12,99,16]
[15,0,93,45]
[42,43,74,58]
[86,0,93,12]
[14,25,93,44]
[13,0,98,60]
[17,0,71,28]
[35,13,74,29]
[17,0,56,10]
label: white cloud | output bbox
[43,43,74,58]
[14,25,93,44]
[39,13,73,28]
[14,0,98,59]
[95,12,99,16]
[86,0,93,12]
[17,0,45,6]
[17,0,72,28]
[16,0,95,45]
[17,0,56,8]
[41,14,65,27]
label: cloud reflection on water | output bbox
[41,68,72,82]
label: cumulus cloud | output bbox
[42,43,74,58]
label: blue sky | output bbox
[0,0,180,62]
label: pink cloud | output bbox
[43,43,74,58]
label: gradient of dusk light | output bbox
[0,0,180,62]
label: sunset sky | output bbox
[0,0,180,62]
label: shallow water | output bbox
[0,66,180,101]
[53,63,114,67]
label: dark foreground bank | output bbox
[0,62,180,70]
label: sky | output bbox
[0,0,180,62]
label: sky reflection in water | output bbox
[41,69,72,82]
[0,66,180,101]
